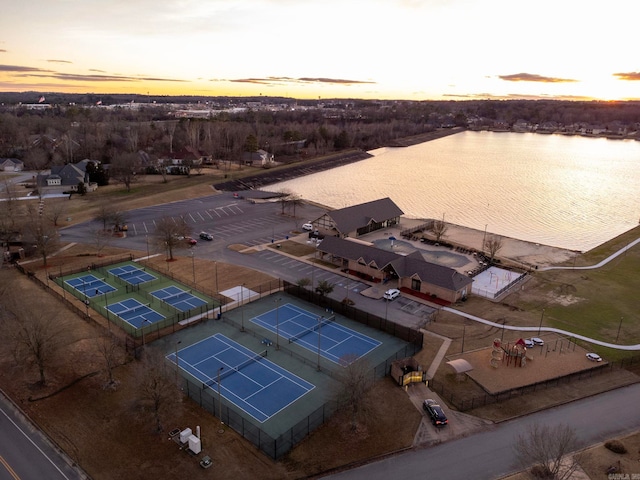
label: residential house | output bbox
[0,158,24,172]
[36,159,98,195]
[242,149,275,167]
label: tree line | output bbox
[2,98,639,176]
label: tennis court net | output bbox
[203,350,267,389]
[163,290,191,304]
[118,303,151,318]
[288,315,335,343]
[79,278,105,291]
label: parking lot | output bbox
[60,192,435,329]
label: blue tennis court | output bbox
[167,334,315,423]
[251,303,381,364]
[108,264,156,285]
[65,274,116,297]
[150,285,207,312]
[106,298,164,328]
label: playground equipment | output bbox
[491,338,528,368]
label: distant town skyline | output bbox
[2,0,639,102]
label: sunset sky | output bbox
[2,0,639,101]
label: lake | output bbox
[267,131,640,251]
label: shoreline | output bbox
[399,218,579,268]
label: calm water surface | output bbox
[269,131,640,251]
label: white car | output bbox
[530,337,544,346]
[383,288,400,301]
[302,223,314,231]
[586,353,602,362]
[523,339,535,348]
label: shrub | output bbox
[604,440,627,454]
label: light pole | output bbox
[616,317,623,344]
[317,316,323,371]
[538,308,545,335]
[275,297,281,350]
[104,292,111,331]
[141,318,151,348]
[190,250,195,284]
[175,341,182,386]
[217,367,224,424]
[240,283,245,332]
[145,234,150,259]
[215,261,219,296]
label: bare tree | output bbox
[94,201,126,232]
[94,333,124,389]
[153,216,191,261]
[287,194,304,218]
[1,293,70,386]
[95,201,117,231]
[137,350,181,433]
[22,214,59,268]
[484,235,503,264]
[514,423,580,480]
[110,152,140,192]
[43,199,66,227]
[0,179,23,251]
[430,219,448,243]
[91,228,112,256]
[332,354,375,431]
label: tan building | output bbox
[317,235,473,305]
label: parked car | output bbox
[422,399,448,427]
[186,237,197,246]
[383,288,400,301]
[524,339,535,348]
[530,337,544,346]
[199,232,213,241]
[586,353,602,362]
[302,223,314,231]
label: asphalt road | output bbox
[323,382,640,480]
[0,392,86,480]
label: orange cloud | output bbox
[499,73,578,83]
[227,76,375,86]
[613,72,640,81]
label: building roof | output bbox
[318,236,472,291]
[326,198,404,235]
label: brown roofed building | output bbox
[317,236,472,305]
[312,197,403,238]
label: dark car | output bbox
[199,232,213,241]
[422,399,448,427]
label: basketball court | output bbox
[471,266,526,299]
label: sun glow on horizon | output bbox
[1,0,639,101]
